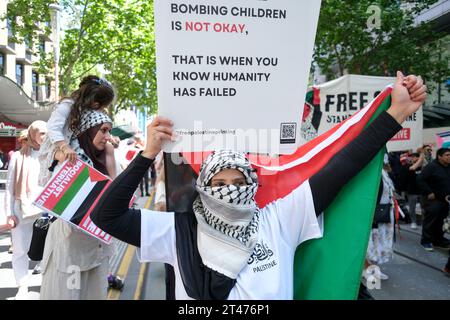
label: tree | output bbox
[4,0,158,116]
[58,0,157,116]
[2,0,54,77]
[314,0,449,89]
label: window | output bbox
[0,53,5,75]
[7,18,13,38]
[25,38,32,61]
[32,71,38,100]
[39,40,45,53]
[7,18,15,50]
[16,63,24,86]
[46,77,52,99]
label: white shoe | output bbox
[378,271,389,280]
[32,263,42,275]
[362,267,376,281]
[15,286,29,300]
[410,223,418,229]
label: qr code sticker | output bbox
[280,123,296,144]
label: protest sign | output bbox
[154,0,322,154]
[302,74,423,152]
[33,159,113,244]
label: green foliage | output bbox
[6,1,448,116]
[4,0,52,44]
[4,0,157,116]
[59,0,157,115]
[314,0,449,88]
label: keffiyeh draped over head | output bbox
[73,110,112,138]
[193,150,261,279]
[74,110,112,175]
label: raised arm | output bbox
[310,112,400,214]
[310,72,427,214]
[90,116,175,247]
[409,152,424,171]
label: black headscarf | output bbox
[75,109,112,176]
[78,124,109,175]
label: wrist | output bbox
[141,150,158,160]
[386,106,407,124]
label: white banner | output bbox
[154,0,322,154]
[301,74,423,152]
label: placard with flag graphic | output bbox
[33,159,113,244]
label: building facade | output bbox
[0,0,56,152]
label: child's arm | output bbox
[48,100,77,163]
[47,100,71,144]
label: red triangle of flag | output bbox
[88,166,109,182]
[179,88,391,208]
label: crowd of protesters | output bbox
[1,72,448,301]
[379,145,450,277]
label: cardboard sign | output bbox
[302,75,423,152]
[154,0,322,154]
[33,160,113,244]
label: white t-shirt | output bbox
[138,180,323,300]
[154,181,166,205]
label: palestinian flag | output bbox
[436,131,450,148]
[165,86,393,299]
[34,159,113,244]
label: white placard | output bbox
[301,74,423,152]
[154,0,322,154]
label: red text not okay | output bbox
[185,21,246,33]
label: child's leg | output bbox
[105,143,117,179]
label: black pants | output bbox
[165,264,176,300]
[421,198,448,245]
[446,253,450,270]
[139,169,149,196]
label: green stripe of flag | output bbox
[293,95,391,299]
[53,167,90,215]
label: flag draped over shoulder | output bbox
[169,87,393,299]
[257,88,392,299]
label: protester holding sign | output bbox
[4,121,47,299]
[91,72,426,299]
[40,110,116,300]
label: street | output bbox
[1,191,449,300]
[370,223,450,299]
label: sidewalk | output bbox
[369,223,450,300]
[106,191,165,300]
[1,203,449,300]
[0,193,153,300]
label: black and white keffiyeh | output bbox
[73,109,112,138]
[194,150,261,279]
